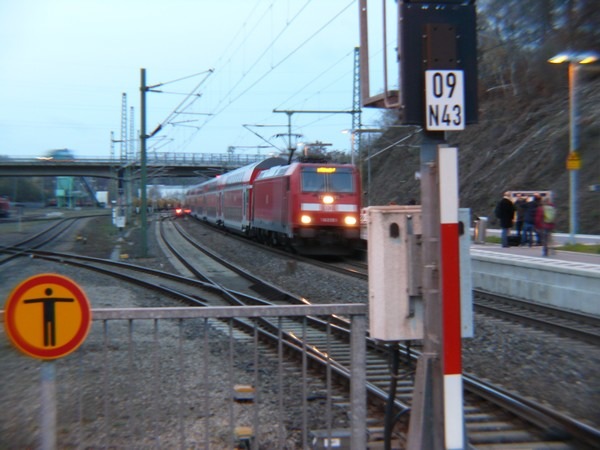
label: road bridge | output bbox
[0,152,269,179]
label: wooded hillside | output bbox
[364,0,599,234]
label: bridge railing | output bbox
[144,152,272,166]
[2,152,279,167]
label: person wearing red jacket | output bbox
[535,197,556,256]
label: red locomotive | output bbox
[185,157,362,255]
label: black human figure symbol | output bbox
[24,287,74,347]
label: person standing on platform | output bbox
[535,196,556,256]
[532,193,544,245]
[494,191,515,248]
[521,195,538,246]
[514,193,527,238]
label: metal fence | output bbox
[1,304,367,449]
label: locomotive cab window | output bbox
[301,168,354,193]
[329,171,354,193]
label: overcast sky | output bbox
[0,0,392,160]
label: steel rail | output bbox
[474,289,600,346]
[173,216,600,448]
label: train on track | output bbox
[184,157,362,255]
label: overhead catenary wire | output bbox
[204,0,317,120]
[199,1,355,123]
[366,129,423,161]
[160,0,309,152]
[167,0,358,154]
[148,69,215,89]
[275,48,355,110]
[210,0,272,77]
[149,69,214,137]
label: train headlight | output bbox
[322,195,334,204]
[344,216,357,226]
[300,215,312,224]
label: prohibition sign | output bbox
[4,274,92,360]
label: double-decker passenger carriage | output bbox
[185,157,362,255]
[186,158,286,228]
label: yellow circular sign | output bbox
[4,274,92,360]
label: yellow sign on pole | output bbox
[566,151,581,170]
[4,274,92,360]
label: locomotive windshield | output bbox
[301,167,354,193]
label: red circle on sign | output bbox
[4,274,92,360]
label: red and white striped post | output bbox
[438,146,464,449]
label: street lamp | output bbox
[548,51,598,244]
[342,128,383,165]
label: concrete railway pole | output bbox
[357,1,475,446]
[407,136,465,450]
[438,146,465,449]
[407,131,445,449]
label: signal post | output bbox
[360,1,477,448]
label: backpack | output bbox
[543,204,556,223]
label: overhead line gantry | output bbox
[273,108,360,162]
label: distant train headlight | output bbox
[344,216,357,226]
[300,215,312,224]
[322,195,334,204]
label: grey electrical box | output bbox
[367,206,423,341]
[367,206,473,341]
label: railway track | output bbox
[474,289,600,346]
[2,216,599,448]
[164,218,600,449]
[0,217,80,266]
[182,217,600,348]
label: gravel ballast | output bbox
[1,213,598,449]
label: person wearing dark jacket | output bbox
[514,194,527,237]
[495,192,515,247]
[521,195,538,246]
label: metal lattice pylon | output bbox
[352,47,363,152]
[120,93,128,161]
[129,106,136,161]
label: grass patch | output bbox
[484,236,501,244]
[556,243,600,254]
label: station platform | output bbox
[472,241,600,266]
[469,241,600,318]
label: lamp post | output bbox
[343,128,383,164]
[549,52,598,244]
